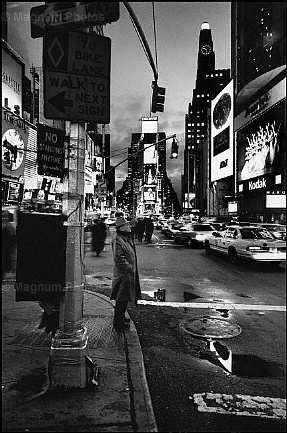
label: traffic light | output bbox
[170,138,179,159]
[151,81,165,113]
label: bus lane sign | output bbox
[43,29,111,123]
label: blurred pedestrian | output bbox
[91,218,107,257]
[2,210,17,280]
[130,216,138,240]
[136,217,145,242]
[145,216,154,243]
[110,217,142,332]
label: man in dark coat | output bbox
[145,216,154,243]
[110,217,142,332]
[136,217,145,242]
[91,218,107,256]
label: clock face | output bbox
[213,93,232,129]
[201,44,211,55]
[2,129,25,171]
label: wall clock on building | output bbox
[201,44,212,55]
[2,129,25,170]
[213,93,232,129]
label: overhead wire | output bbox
[123,1,158,81]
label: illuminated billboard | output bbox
[237,102,285,182]
[266,191,286,209]
[210,80,234,182]
[2,47,24,114]
[143,186,156,202]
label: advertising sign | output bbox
[266,190,286,209]
[37,123,65,177]
[143,186,156,202]
[2,47,24,114]
[43,28,111,123]
[7,182,21,201]
[211,80,234,182]
[237,103,284,182]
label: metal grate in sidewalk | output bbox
[9,315,119,349]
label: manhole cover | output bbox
[180,316,242,339]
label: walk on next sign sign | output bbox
[43,28,111,123]
[30,2,120,38]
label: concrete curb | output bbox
[85,289,158,432]
[124,321,158,432]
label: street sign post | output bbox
[43,28,111,123]
[37,123,65,177]
[30,2,120,39]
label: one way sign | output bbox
[43,28,111,123]
[30,2,119,39]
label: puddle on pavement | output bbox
[199,344,284,378]
[183,292,202,302]
[141,278,201,303]
[215,309,230,318]
[232,354,285,378]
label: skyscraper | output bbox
[117,117,180,217]
[232,2,286,223]
[183,22,230,214]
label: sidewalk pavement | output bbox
[2,274,158,432]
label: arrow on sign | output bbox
[48,91,73,113]
[42,165,61,171]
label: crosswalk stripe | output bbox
[192,392,286,419]
[138,300,286,311]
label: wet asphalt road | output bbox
[85,227,286,432]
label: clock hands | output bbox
[3,139,18,163]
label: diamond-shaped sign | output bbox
[43,28,111,124]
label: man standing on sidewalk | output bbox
[110,217,142,332]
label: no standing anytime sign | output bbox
[43,28,111,123]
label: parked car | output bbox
[174,223,216,247]
[256,223,286,241]
[204,225,286,265]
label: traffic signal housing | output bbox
[170,138,179,159]
[151,81,165,113]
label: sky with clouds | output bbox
[6,2,231,198]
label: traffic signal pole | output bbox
[49,121,89,388]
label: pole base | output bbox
[49,327,89,388]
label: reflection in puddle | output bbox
[232,354,284,378]
[183,292,202,302]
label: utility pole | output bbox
[49,120,88,387]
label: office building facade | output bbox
[183,22,230,215]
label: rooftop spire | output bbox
[201,22,210,30]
